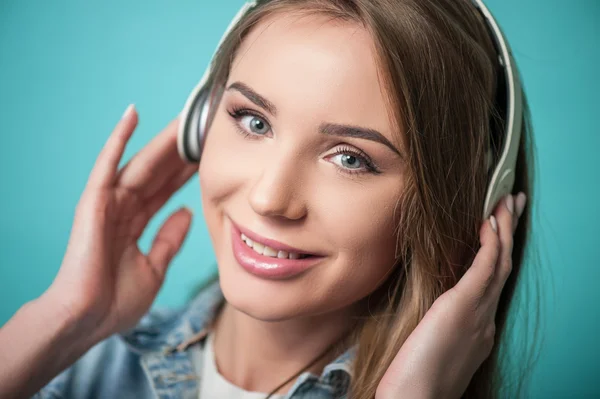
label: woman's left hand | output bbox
[375,193,527,399]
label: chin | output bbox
[216,259,321,322]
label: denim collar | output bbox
[120,279,355,398]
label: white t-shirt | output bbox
[191,332,285,399]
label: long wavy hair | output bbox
[198,1,540,397]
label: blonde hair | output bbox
[204,1,538,397]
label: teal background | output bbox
[0,0,598,397]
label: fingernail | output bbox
[490,215,498,233]
[505,195,514,215]
[183,206,194,216]
[515,192,527,218]
[122,104,134,119]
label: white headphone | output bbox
[177,0,523,220]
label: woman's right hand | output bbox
[43,105,198,342]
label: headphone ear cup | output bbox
[178,84,212,163]
[177,2,257,163]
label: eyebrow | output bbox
[227,81,402,157]
[320,123,402,157]
[227,82,278,116]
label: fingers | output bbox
[450,193,527,316]
[88,105,138,189]
[454,215,500,307]
[486,193,527,312]
[131,164,198,240]
[487,196,514,300]
[513,192,527,232]
[116,117,187,199]
[144,165,197,223]
[147,207,193,279]
[488,192,530,304]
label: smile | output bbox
[229,219,324,280]
[240,233,309,259]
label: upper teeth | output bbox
[241,233,303,259]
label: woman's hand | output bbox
[43,105,198,341]
[376,193,527,399]
[0,105,198,398]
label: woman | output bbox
[0,0,533,398]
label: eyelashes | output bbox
[226,105,381,175]
[328,146,380,175]
[227,106,272,138]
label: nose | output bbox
[248,152,308,221]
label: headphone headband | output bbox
[471,0,523,218]
[177,0,523,219]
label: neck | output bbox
[211,301,358,395]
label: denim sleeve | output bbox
[31,332,156,399]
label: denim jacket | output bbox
[33,280,356,399]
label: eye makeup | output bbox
[225,103,382,176]
[326,145,381,175]
[227,106,273,139]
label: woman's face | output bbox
[199,12,406,321]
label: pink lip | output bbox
[232,220,322,256]
[230,221,325,280]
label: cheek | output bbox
[307,181,402,304]
[316,175,401,258]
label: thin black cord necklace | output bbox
[263,334,349,399]
[209,303,354,399]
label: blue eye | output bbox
[240,114,271,135]
[331,153,363,169]
[227,107,272,137]
[328,146,381,175]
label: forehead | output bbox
[228,11,395,138]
